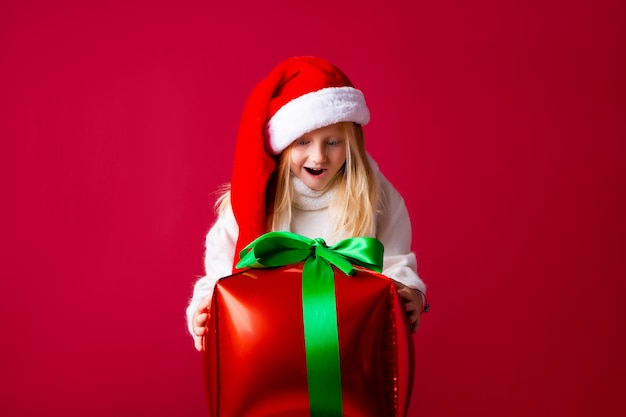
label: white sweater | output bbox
[186,167,425,335]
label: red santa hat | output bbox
[229,56,370,268]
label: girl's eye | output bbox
[327,139,342,146]
[296,139,309,146]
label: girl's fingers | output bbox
[409,315,420,333]
[194,312,210,337]
[193,303,211,352]
[194,325,207,337]
[194,312,208,327]
[394,284,422,332]
[402,298,420,331]
[194,334,205,352]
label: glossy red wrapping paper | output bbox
[202,263,414,417]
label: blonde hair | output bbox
[214,183,232,214]
[216,122,379,238]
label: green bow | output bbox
[236,231,384,417]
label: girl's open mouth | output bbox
[305,167,325,176]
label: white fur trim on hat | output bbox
[266,86,370,154]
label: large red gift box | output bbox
[202,234,414,417]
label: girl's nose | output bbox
[310,143,327,163]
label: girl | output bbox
[187,56,427,351]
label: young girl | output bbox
[187,56,427,351]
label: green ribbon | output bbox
[236,231,384,417]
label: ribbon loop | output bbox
[236,231,384,273]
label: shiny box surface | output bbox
[203,263,414,417]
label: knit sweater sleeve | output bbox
[185,204,238,336]
[376,171,426,294]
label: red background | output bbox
[2,1,625,416]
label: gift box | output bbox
[203,232,414,417]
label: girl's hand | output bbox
[394,282,424,333]
[192,296,211,352]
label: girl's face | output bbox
[288,123,347,191]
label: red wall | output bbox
[2,1,624,416]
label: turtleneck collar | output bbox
[292,175,336,211]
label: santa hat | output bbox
[229,56,370,268]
